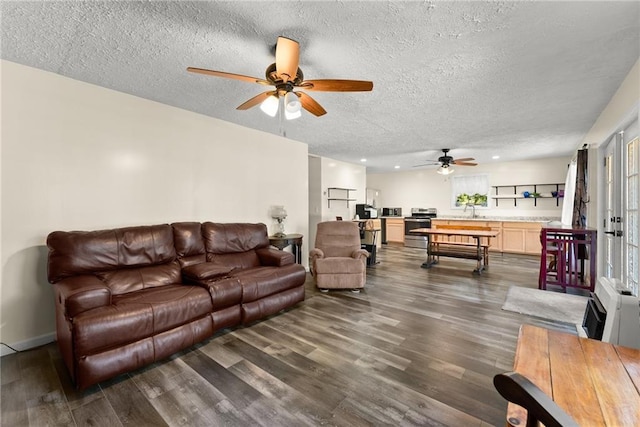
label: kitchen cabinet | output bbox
[487,222,503,252]
[432,220,502,252]
[386,218,405,244]
[432,219,544,254]
[502,222,542,255]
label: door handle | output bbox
[604,231,615,235]
[604,230,623,237]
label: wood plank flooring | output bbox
[1,246,581,426]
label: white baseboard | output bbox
[1,332,56,357]
[575,323,588,338]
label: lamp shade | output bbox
[285,108,302,120]
[284,91,301,113]
[260,95,279,117]
[437,165,454,175]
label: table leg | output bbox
[473,237,484,274]
[421,235,436,269]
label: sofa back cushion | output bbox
[203,222,269,253]
[47,224,177,284]
[203,223,269,269]
[314,221,362,258]
[96,261,182,295]
[171,222,206,267]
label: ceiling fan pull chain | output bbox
[278,97,286,137]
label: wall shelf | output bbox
[327,187,356,208]
[492,183,564,207]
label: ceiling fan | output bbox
[414,149,477,175]
[187,36,373,118]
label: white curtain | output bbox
[561,159,577,225]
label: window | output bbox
[625,137,639,294]
[451,174,490,208]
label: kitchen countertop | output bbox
[377,215,561,223]
[437,215,560,223]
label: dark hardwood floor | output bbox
[1,245,579,426]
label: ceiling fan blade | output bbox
[298,92,327,116]
[454,162,478,166]
[187,67,270,85]
[236,91,277,110]
[452,157,475,162]
[300,79,373,92]
[275,37,300,82]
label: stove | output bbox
[404,208,437,249]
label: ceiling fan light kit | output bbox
[187,36,373,119]
[414,149,478,174]
[259,95,279,117]
[437,165,454,175]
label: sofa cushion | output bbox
[171,222,206,267]
[207,251,261,270]
[96,261,181,295]
[197,277,243,309]
[74,284,213,355]
[315,257,365,275]
[234,264,307,303]
[203,222,269,254]
[256,247,295,266]
[47,224,176,283]
[182,263,234,281]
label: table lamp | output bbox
[271,205,287,237]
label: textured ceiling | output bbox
[2,1,639,172]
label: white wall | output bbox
[1,61,308,352]
[367,157,571,218]
[308,156,366,249]
[580,58,639,276]
[583,58,639,229]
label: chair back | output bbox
[493,372,578,427]
[315,221,361,257]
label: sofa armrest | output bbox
[182,263,235,281]
[256,247,294,266]
[53,275,111,318]
[309,248,324,260]
[351,249,370,261]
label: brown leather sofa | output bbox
[47,222,306,389]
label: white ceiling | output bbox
[2,1,638,173]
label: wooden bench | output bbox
[431,224,492,266]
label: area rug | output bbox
[502,286,588,325]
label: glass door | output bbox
[624,136,639,294]
[602,133,622,278]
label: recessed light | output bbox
[492,155,500,160]
[394,165,400,169]
[360,158,367,162]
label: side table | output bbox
[269,233,303,264]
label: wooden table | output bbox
[508,324,640,426]
[268,233,303,264]
[410,227,499,273]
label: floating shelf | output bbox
[327,187,357,208]
[492,184,564,207]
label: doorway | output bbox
[601,119,639,294]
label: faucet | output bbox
[464,203,477,219]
